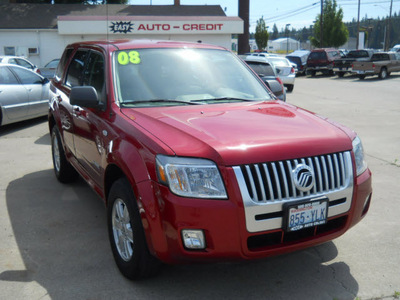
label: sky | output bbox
[128,0,400,32]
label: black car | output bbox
[286,50,310,76]
[244,57,286,101]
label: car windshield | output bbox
[45,59,60,68]
[114,48,272,107]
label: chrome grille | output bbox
[235,151,353,203]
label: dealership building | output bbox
[0,3,243,67]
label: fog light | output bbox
[362,193,372,216]
[182,229,206,250]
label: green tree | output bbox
[255,16,269,51]
[310,0,348,48]
[271,23,279,40]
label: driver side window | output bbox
[83,52,105,103]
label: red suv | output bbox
[48,40,372,280]
[306,48,342,76]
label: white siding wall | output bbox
[0,30,231,67]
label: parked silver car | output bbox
[267,56,296,92]
[0,64,49,126]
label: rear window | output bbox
[309,52,327,60]
[286,56,301,65]
[246,61,275,77]
[347,51,370,58]
[372,53,389,61]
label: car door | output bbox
[56,49,89,158]
[67,50,106,186]
[10,66,49,118]
[0,66,29,125]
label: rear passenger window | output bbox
[55,48,73,82]
[66,50,88,87]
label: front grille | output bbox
[236,151,352,203]
[232,151,354,233]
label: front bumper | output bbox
[137,164,372,264]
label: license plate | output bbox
[357,70,365,74]
[284,199,328,232]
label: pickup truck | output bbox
[352,52,400,79]
[48,40,372,280]
[333,49,374,77]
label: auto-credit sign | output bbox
[58,16,243,35]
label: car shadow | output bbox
[0,116,47,137]
[3,169,359,299]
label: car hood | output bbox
[121,101,353,166]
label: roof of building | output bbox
[0,4,226,30]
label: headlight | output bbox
[156,155,227,199]
[352,136,367,176]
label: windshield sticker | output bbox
[118,51,141,65]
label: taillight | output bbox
[290,67,295,74]
[372,63,376,69]
[276,77,284,93]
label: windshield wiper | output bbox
[122,99,203,106]
[191,97,259,103]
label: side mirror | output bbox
[70,86,101,109]
[42,78,50,84]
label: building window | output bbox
[4,47,15,56]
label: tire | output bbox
[379,68,388,79]
[286,84,294,92]
[359,75,366,80]
[107,177,161,280]
[51,126,78,183]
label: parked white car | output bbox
[267,56,296,92]
[0,56,38,73]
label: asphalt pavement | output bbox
[0,73,399,300]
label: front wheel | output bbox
[107,177,161,280]
[51,126,78,183]
[286,84,294,92]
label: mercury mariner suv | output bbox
[48,40,372,280]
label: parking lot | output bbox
[0,74,399,300]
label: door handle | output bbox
[72,105,83,116]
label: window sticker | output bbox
[118,51,141,65]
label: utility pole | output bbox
[386,0,393,50]
[320,0,323,48]
[356,0,361,49]
[238,0,250,54]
